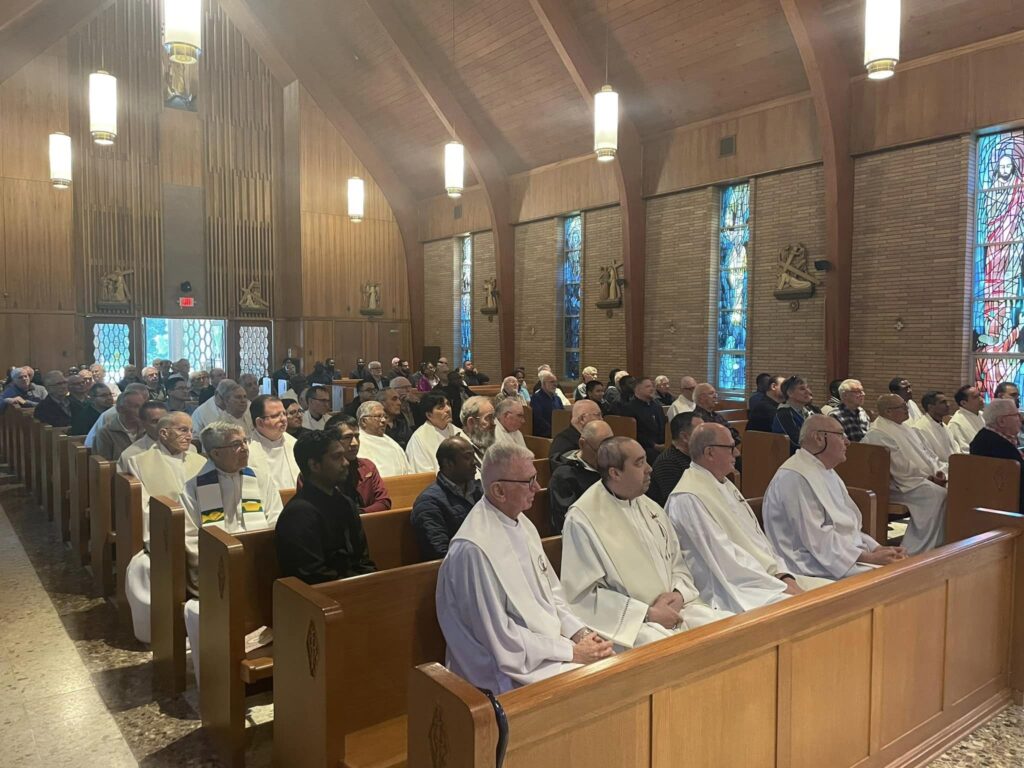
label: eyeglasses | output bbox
[817,430,849,441]
[211,438,250,452]
[706,443,737,451]
[309,396,330,404]
[497,475,540,488]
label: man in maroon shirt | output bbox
[324,413,392,512]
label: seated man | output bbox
[376,387,413,451]
[459,396,495,469]
[862,394,948,554]
[302,383,333,430]
[250,395,300,489]
[463,360,489,386]
[70,382,114,436]
[191,379,252,437]
[277,430,376,585]
[819,379,843,416]
[357,400,412,477]
[342,380,377,418]
[436,442,613,693]
[89,364,119,397]
[122,413,205,643]
[667,376,698,421]
[364,360,389,391]
[550,399,602,469]
[1,365,44,412]
[912,391,957,466]
[94,388,148,461]
[763,415,907,578]
[529,370,564,438]
[411,437,483,560]
[33,370,73,427]
[165,375,194,414]
[772,376,819,453]
[646,412,703,507]
[890,376,923,421]
[386,376,424,446]
[561,437,732,651]
[969,398,1024,512]
[117,400,170,469]
[406,392,465,473]
[493,397,528,449]
[549,420,613,533]
[573,366,599,401]
[624,376,667,465]
[667,424,832,614]
[325,414,391,513]
[746,373,784,433]
[948,384,985,453]
[693,383,742,446]
[141,366,166,402]
[85,382,149,448]
[829,379,871,443]
[654,375,674,406]
[182,422,283,684]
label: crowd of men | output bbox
[3,355,1020,695]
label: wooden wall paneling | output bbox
[158,108,202,188]
[1,178,73,310]
[378,321,411,365]
[277,82,303,316]
[0,41,67,181]
[0,312,30,364]
[508,156,619,224]
[418,187,491,243]
[0,0,109,86]
[27,312,77,371]
[971,39,1024,134]
[301,319,333,370]
[273,318,303,367]
[360,322,379,364]
[333,319,365,373]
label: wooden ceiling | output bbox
[5,0,1023,201]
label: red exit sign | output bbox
[178,296,195,308]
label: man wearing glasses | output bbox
[437,442,612,694]
[763,414,909,578]
[356,399,412,477]
[303,384,332,431]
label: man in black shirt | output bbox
[646,412,703,507]
[276,431,376,584]
[747,373,784,433]
[625,376,667,465]
[549,420,612,533]
[550,399,602,469]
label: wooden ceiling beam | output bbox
[0,0,110,85]
[364,0,516,373]
[214,0,297,86]
[527,0,647,375]
[780,0,852,382]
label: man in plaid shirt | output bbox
[830,379,871,442]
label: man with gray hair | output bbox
[141,365,166,402]
[460,395,495,469]
[529,369,564,438]
[85,382,149,448]
[830,379,871,443]
[0,365,44,411]
[94,387,149,461]
[969,397,1024,512]
[365,360,388,391]
[493,397,527,449]
[654,375,674,406]
[356,399,412,477]
[574,366,599,401]
[667,376,698,420]
[436,441,612,693]
[191,378,253,438]
[182,421,282,686]
[763,414,907,578]
[33,370,72,427]
[561,436,731,650]
[549,420,613,533]
[550,399,603,469]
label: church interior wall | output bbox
[422,238,458,362]
[470,231,500,378]
[581,206,626,380]
[513,218,561,378]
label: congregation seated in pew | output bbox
[912,389,958,463]
[410,436,482,560]
[323,414,390,512]
[829,378,871,443]
[357,398,413,476]
[277,430,375,585]
[969,398,1024,511]
[667,423,831,615]
[458,395,496,469]
[549,420,612,533]
[117,400,169,469]
[763,414,908,579]
[549,398,602,469]
[406,391,465,473]
[561,437,732,651]
[645,411,702,507]
[249,394,300,488]
[948,384,985,452]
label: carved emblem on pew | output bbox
[774,244,819,304]
[429,705,449,767]
[306,620,319,677]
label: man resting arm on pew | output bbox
[277,430,376,585]
[667,424,832,615]
[437,442,612,694]
[561,437,733,651]
[763,415,907,579]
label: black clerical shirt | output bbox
[276,481,376,585]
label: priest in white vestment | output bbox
[459,396,496,472]
[181,421,283,687]
[191,379,253,439]
[912,391,958,467]
[122,412,206,643]
[437,442,613,694]
[561,437,732,650]
[862,395,948,554]
[356,400,412,477]
[116,400,169,471]
[493,398,528,449]
[947,385,985,453]
[889,377,923,421]
[667,424,832,615]
[667,376,698,421]
[249,394,300,489]
[407,391,466,473]
[764,415,908,579]
[302,384,332,431]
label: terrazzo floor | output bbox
[0,465,1020,767]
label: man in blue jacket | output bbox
[411,436,483,560]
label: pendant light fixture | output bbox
[89,70,117,145]
[864,0,900,80]
[443,0,464,198]
[163,0,203,64]
[348,177,365,222]
[49,133,72,189]
[594,0,618,162]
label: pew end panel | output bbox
[948,454,1021,542]
[47,427,68,526]
[362,507,418,570]
[54,434,79,542]
[848,487,879,543]
[88,455,116,597]
[69,442,91,566]
[836,442,895,545]
[524,435,551,460]
[532,458,551,490]
[150,495,188,695]
[521,405,533,437]
[386,471,436,510]
[739,431,789,499]
[605,415,637,440]
[39,425,55,516]
[407,663,499,768]
[114,473,143,626]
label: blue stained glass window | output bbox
[458,236,472,363]
[563,215,583,380]
[973,130,1024,399]
[92,323,131,381]
[716,183,750,393]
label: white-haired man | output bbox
[561,437,732,651]
[763,415,907,578]
[830,379,871,443]
[574,366,599,401]
[191,379,253,437]
[969,398,1024,512]
[530,369,564,438]
[33,370,73,427]
[436,442,612,693]
[493,397,528,449]
[0,365,44,411]
[356,400,412,477]
[667,376,698,420]
[654,375,674,406]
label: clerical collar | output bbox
[690,461,727,485]
[256,430,284,446]
[600,480,633,502]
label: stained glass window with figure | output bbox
[562,215,583,380]
[717,183,750,394]
[457,236,472,364]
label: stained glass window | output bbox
[92,323,131,381]
[563,215,583,380]
[144,318,226,373]
[457,236,472,364]
[717,183,750,393]
[973,130,1024,399]
[239,326,270,378]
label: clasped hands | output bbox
[645,590,684,630]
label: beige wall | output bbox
[581,207,625,381]
[514,219,560,379]
[470,231,500,379]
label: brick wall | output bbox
[581,207,626,382]
[514,218,560,381]
[850,137,973,402]
[470,231,501,379]
[422,238,458,362]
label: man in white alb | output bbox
[862,394,947,554]
[249,395,300,489]
[436,442,612,694]
[356,400,412,477]
[407,391,465,473]
[667,376,698,421]
[667,424,833,614]
[561,437,732,650]
[493,397,528,449]
[191,379,253,438]
[947,385,985,454]
[763,415,908,579]
[912,391,958,468]
[117,400,169,470]
[302,384,332,431]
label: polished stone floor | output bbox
[0,467,1019,767]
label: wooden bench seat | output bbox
[947,453,1020,541]
[738,431,789,499]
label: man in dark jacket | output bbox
[550,399,603,469]
[33,370,73,427]
[70,383,114,436]
[549,421,612,533]
[625,376,667,465]
[772,376,820,454]
[530,371,564,438]
[646,412,703,507]
[411,436,482,560]
[969,398,1024,512]
[747,373,784,432]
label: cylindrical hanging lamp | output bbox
[49,133,72,189]
[864,0,900,80]
[348,177,365,222]
[89,70,117,145]
[164,0,203,64]
[445,141,464,199]
[594,85,618,162]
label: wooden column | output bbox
[780,0,852,382]
[528,0,646,374]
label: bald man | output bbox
[549,420,614,533]
[667,376,698,420]
[550,399,603,469]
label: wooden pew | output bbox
[69,440,91,566]
[716,408,746,423]
[409,528,1024,768]
[89,454,117,597]
[30,419,45,505]
[739,431,789,499]
[605,414,637,440]
[16,408,35,484]
[54,434,80,542]
[524,434,551,459]
[383,470,435,508]
[39,425,63,519]
[468,384,501,398]
[114,472,143,625]
[946,454,1020,542]
[551,408,572,437]
[521,404,533,436]
[834,441,908,545]
[273,535,563,768]
[533,458,551,490]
